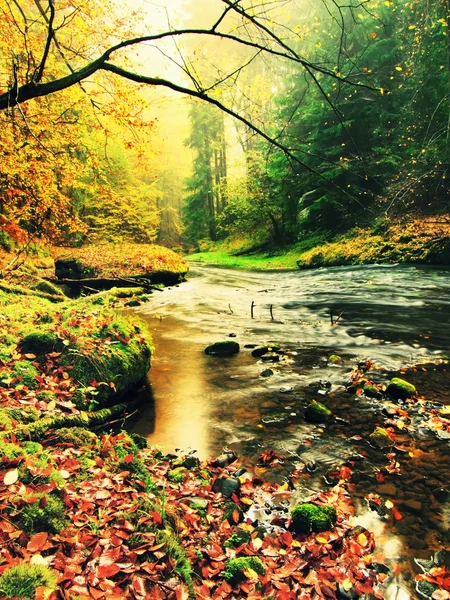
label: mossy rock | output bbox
[55,427,99,447]
[386,377,416,400]
[21,494,68,534]
[369,427,393,449]
[11,360,39,389]
[328,354,342,364]
[20,331,63,356]
[55,257,96,280]
[290,503,337,533]
[223,556,266,584]
[304,401,333,423]
[0,563,57,599]
[224,528,252,548]
[32,279,66,298]
[168,467,187,483]
[363,384,382,399]
[205,341,240,357]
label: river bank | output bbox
[188,216,450,270]
[0,245,387,599]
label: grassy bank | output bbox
[188,217,450,270]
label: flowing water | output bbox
[129,263,450,599]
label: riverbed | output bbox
[130,263,450,599]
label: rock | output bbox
[228,333,237,337]
[260,368,274,378]
[363,384,382,399]
[376,483,397,497]
[402,499,422,514]
[251,344,280,358]
[304,401,333,423]
[205,341,240,357]
[368,427,393,449]
[262,414,288,426]
[213,477,240,497]
[328,354,342,364]
[416,580,439,598]
[431,488,449,503]
[386,377,416,400]
[434,549,450,568]
[279,386,293,393]
[290,503,337,533]
[260,352,280,362]
[211,452,237,468]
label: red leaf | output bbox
[27,531,48,553]
[151,511,163,525]
[124,454,134,464]
[97,563,121,578]
[392,507,403,520]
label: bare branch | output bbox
[33,0,55,82]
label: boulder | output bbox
[386,377,416,400]
[304,401,333,423]
[204,341,240,357]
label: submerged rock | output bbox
[204,341,240,357]
[369,427,393,449]
[386,377,416,400]
[251,344,281,357]
[304,401,333,423]
[212,477,240,497]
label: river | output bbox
[130,263,450,599]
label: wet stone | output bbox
[376,483,398,497]
[402,499,423,514]
[260,368,274,378]
[409,536,429,550]
[213,477,240,497]
[260,352,280,362]
[431,488,449,502]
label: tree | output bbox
[0,0,384,242]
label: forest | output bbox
[0,0,449,599]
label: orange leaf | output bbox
[392,507,403,520]
[97,563,120,578]
[175,584,189,600]
[27,532,48,553]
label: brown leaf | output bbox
[96,563,121,578]
[27,531,48,553]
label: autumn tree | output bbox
[0,0,388,246]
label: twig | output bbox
[270,304,274,320]
[251,301,255,319]
[228,303,233,314]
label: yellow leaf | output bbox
[242,568,258,579]
[395,66,403,71]
[241,497,253,505]
[291,540,302,547]
[342,578,353,591]
[62,372,69,380]
[385,499,394,509]
[47,400,56,411]
[4,469,19,486]
[316,536,328,544]
[357,533,368,546]
[397,421,405,429]
[252,537,263,550]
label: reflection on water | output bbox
[128,264,450,599]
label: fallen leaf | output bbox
[27,531,48,553]
[4,469,18,486]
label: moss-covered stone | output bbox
[32,279,66,298]
[304,401,333,423]
[11,360,39,389]
[20,331,63,356]
[0,563,57,599]
[168,467,187,483]
[223,556,266,584]
[363,384,382,399]
[205,341,240,357]
[386,377,416,400]
[369,427,393,449]
[21,494,68,534]
[328,354,342,364]
[290,503,337,533]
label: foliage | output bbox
[54,243,189,280]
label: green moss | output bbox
[363,384,381,398]
[11,360,39,389]
[369,427,393,449]
[0,440,24,460]
[32,279,66,298]
[55,427,98,447]
[223,502,244,524]
[109,286,145,298]
[328,354,342,364]
[22,441,43,455]
[290,503,337,533]
[20,331,63,356]
[223,556,266,583]
[168,467,187,483]
[36,390,57,403]
[304,401,333,423]
[0,563,57,599]
[21,494,68,534]
[386,377,416,400]
[0,410,13,431]
[223,528,251,548]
